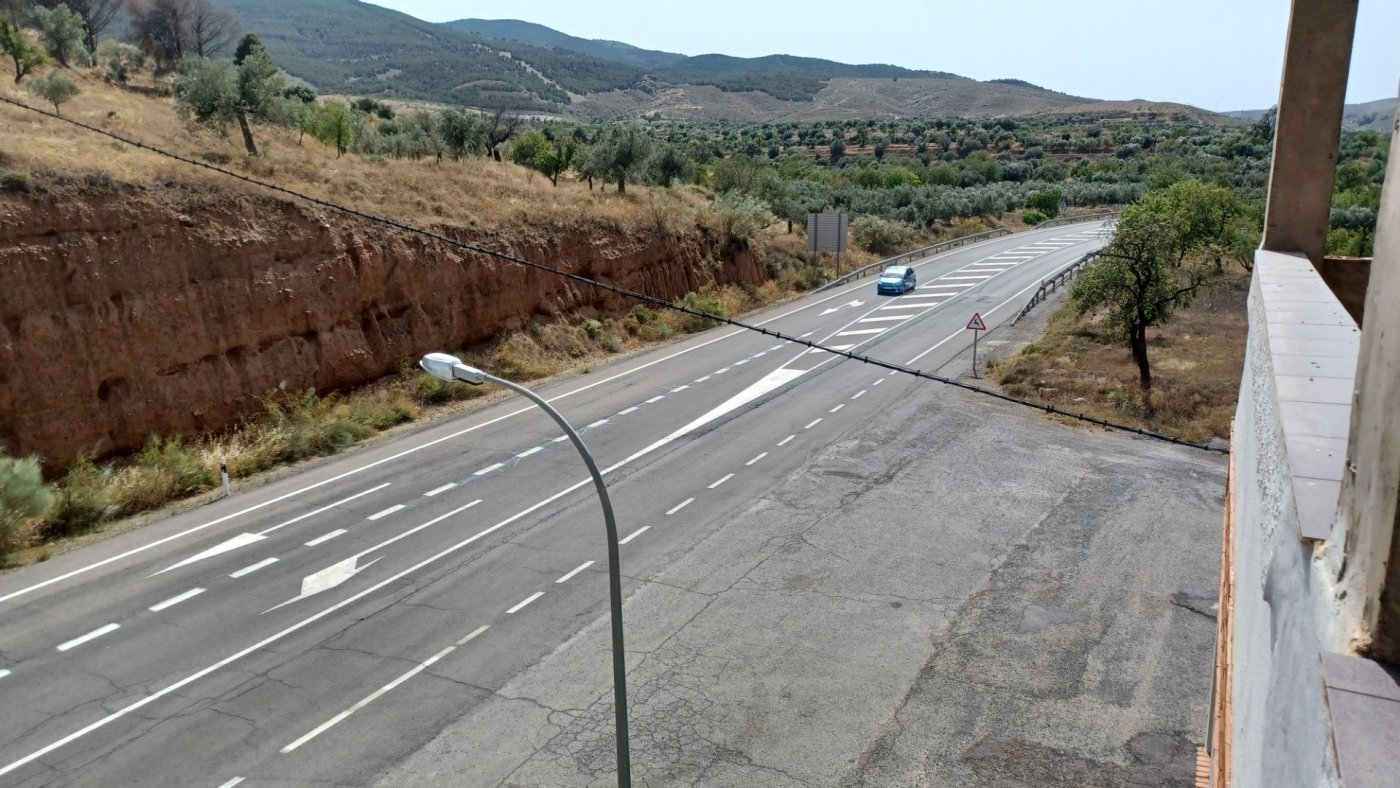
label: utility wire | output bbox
[0,94,1227,455]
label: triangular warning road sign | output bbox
[966,313,986,331]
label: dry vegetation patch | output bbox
[994,270,1249,444]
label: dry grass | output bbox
[0,66,670,232]
[994,269,1249,444]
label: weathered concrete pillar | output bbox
[1332,88,1400,661]
[1260,0,1357,266]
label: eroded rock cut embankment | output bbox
[0,180,764,466]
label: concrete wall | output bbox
[1228,263,1344,787]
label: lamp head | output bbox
[419,353,487,385]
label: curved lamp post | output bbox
[419,353,632,788]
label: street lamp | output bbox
[419,353,632,788]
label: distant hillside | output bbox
[445,18,685,69]
[217,1,1183,121]
[1225,98,1395,133]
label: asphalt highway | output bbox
[0,222,1111,786]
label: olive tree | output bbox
[29,70,80,114]
[0,16,48,83]
[172,44,283,155]
[31,3,87,67]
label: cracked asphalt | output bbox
[380,377,1224,787]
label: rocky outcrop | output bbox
[0,179,764,467]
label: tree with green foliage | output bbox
[509,129,549,167]
[172,45,284,155]
[1071,188,1219,399]
[1026,188,1063,218]
[829,137,845,165]
[531,137,577,186]
[232,32,261,65]
[0,17,48,83]
[0,453,54,555]
[29,69,79,114]
[310,100,354,156]
[32,0,122,55]
[651,144,688,187]
[437,107,485,160]
[31,3,86,67]
[594,125,652,195]
[97,39,145,83]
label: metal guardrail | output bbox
[1032,209,1121,230]
[815,209,1120,293]
[815,228,1010,291]
[1012,250,1101,325]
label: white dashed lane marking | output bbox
[777,435,796,446]
[618,526,650,545]
[473,463,505,476]
[507,592,544,614]
[424,482,457,497]
[805,418,822,429]
[57,624,120,652]
[555,561,594,584]
[516,447,543,458]
[708,474,735,489]
[836,328,886,337]
[367,504,405,521]
[852,390,867,399]
[617,407,639,416]
[859,316,911,323]
[745,452,768,466]
[149,588,205,613]
[0,670,11,680]
[646,395,666,403]
[666,498,695,515]
[830,404,846,414]
[305,529,347,547]
[586,420,609,430]
[230,557,278,578]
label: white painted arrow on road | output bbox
[820,300,865,315]
[264,557,382,613]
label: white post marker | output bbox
[220,457,231,497]
[966,312,987,378]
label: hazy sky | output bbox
[368,0,1397,111]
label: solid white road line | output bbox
[745,452,769,466]
[618,526,650,545]
[473,462,505,476]
[507,592,545,614]
[304,529,347,547]
[148,588,205,613]
[516,447,543,458]
[216,779,245,788]
[555,561,595,584]
[830,403,846,414]
[852,390,867,399]
[646,395,666,403]
[666,498,695,515]
[617,407,639,416]
[836,328,886,337]
[708,474,735,489]
[57,624,120,652]
[367,504,405,521]
[777,435,796,446]
[423,482,457,497]
[805,418,822,429]
[230,557,278,578]
[281,644,456,754]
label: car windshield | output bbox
[880,269,906,278]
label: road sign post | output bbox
[966,313,987,378]
[807,212,849,277]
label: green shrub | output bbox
[39,456,118,540]
[0,453,53,554]
[121,436,215,511]
[851,215,915,255]
[708,193,774,246]
[1022,209,1048,225]
[0,171,30,192]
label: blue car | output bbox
[876,265,917,295]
